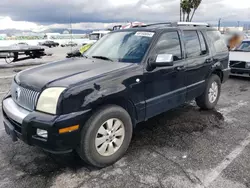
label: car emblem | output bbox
[15,87,21,101]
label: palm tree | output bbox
[190,0,202,21]
[181,0,202,22]
[181,0,192,21]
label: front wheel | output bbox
[196,74,221,110]
[77,105,133,168]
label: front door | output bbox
[144,31,187,119]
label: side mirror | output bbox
[151,54,174,67]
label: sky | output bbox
[0,0,250,32]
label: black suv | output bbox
[2,22,230,167]
[39,41,59,48]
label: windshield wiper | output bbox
[92,56,113,62]
[81,54,88,58]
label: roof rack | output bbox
[145,22,172,27]
[176,22,210,27]
[141,22,210,28]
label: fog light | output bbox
[246,62,250,68]
[36,129,48,138]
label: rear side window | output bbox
[183,31,201,58]
[152,31,182,61]
[197,31,207,55]
[206,31,228,53]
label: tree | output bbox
[181,0,192,22]
[190,0,202,21]
[181,0,202,22]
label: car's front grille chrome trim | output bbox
[11,81,40,111]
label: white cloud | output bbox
[0,17,39,30]
[1,0,250,32]
[225,0,250,8]
[0,16,122,32]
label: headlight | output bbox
[36,87,66,114]
[246,62,250,68]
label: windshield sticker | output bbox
[135,32,154,37]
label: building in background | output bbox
[214,27,244,33]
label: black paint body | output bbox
[3,26,230,153]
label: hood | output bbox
[229,51,250,62]
[15,58,134,91]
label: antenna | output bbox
[70,12,73,54]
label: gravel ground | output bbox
[0,50,250,188]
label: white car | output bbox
[229,39,250,76]
[81,30,110,45]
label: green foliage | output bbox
[181,0,202,22]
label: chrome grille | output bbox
[11,81,40,111]
[230,61,246,69]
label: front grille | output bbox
[230,61,246,69]
[11,81,40,111]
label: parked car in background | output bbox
[66,31,110,58]
[61,41,78,47]
[39,41,59,48]
[229,39,250,76]
[17,42,29,46]
[81,31,110,46]
[2,22,230,168]
[89,30,110,41]
[66,43,94,58]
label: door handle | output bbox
[206,58,213,63]
[175,66,186,71]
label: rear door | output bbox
[182,30,212,101]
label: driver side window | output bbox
[151,31,182,61]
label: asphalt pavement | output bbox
[0,49,250,188]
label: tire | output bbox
[196,74,221,110]
[77,105,133,168]
[13,52,18,61]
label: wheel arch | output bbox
[212,69,223,83]
[91,96,138,128]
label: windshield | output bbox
[85,31,154,63]
[234,41,250,51]
[89,33,100,40]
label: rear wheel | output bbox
[196,74,221,110]
[77,105,133,168]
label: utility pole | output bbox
[218,18,221,31]
[180,0,182,21]
[69,12,73,53]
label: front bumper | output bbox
[2,97,91,154]
[230,67,250,75]
[222,68,230,83]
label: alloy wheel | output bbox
[95,118,125,156]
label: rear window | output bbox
[206,31,228,53]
